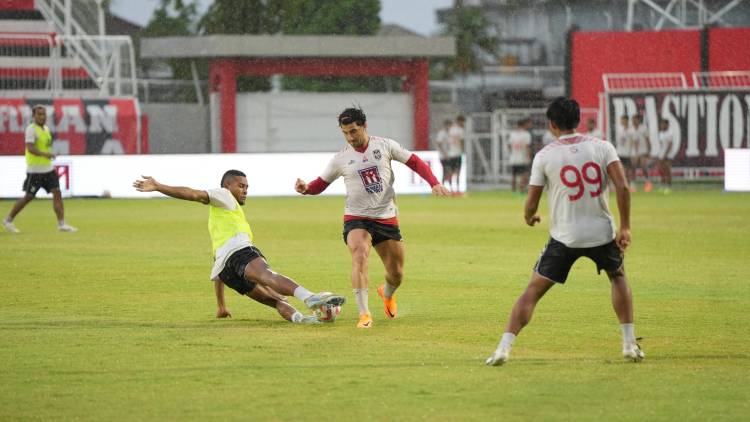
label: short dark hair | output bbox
[32,104,46,114]
[456,115,466,122]
[338,107,366,126]
[220,169,246,187]
[546,97,580,130]
[518,117,532,126]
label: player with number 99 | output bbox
[486,97,644,366]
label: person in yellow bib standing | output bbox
[3,105,77,233]
[133,170,346,324]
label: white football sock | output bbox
[353,288,369,315]
[621,323,636,344]
[383,282,398,299]
[499,332,516,349]
[293,286,313,303]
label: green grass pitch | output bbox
[1,191,748,420]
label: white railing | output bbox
[0,33,136,97]
[603,72,688,91]
[692,71,750,88]
[56,35,138,96]
[34,0,136,96]
[0,34,61,92]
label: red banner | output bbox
[0,97,143,155]
[607,90,750,167]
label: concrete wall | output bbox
[236,92,413,152]
[142,104,210,154]
[144,95,460,154]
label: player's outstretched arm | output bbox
[524,185,543,226]
[214,280,231,318]
[133,175,209,204]
[606,161,631,251]
[404,154,449,196]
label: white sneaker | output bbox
[58,224,78,232]
[623,342,645,362]
[485,346,511,366]
[3,221,20,233]
[304,292,346,309]
[292,313,321,324]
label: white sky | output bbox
[110,0,454,36]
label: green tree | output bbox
[198,0,280,91]
[437,2,498,78]
[278,0,384,92]
[138,0,200,80]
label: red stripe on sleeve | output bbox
[405,154,439,187]
[304,177,330,195]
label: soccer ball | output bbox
[314,304,341,323]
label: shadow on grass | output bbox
[0,318,309,330]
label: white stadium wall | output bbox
[0,151,466,198]
[235,92,414,152]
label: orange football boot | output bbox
[377,284,398,319]
[357,313,373,328]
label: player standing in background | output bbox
[486,97,643,366]
[446,115,466,194]
[133,171,345,324]
[657,119,674,193]
[506,117,533,192]
[295,107,450,328]
[434,119,454,189]
[615,115,635,191]
[631,115,653,192]
[3,105,77,233]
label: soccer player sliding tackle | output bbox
[134,170,345,324]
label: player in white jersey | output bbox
[133,170,345,324]
[446,115,466,193]
[657,119,674,191]
[296,107,449,328]
[434,119,454,188]
[486,97,643,366]
[631,115,653,192]
[506,117,533,192]
[615,115,634,188]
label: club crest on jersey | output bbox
[373,149,382,160]
[358,166,383,194]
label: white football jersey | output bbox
[615,124,631,158]
[434,128,450,160]
[320,136,412,219]
[446,124,464,158]
[658,129,675,159]
[632,124,650,156]
[529,133,620,248]
[507,129,532,165]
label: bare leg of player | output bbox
[487,272,555,365]
[607,267,644,361]
[52,188,64,221]
[243,257,301,296]
[347,229,374,327]
[6,194,34,220]
[505,272,556,334]
[374,239,404,319]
